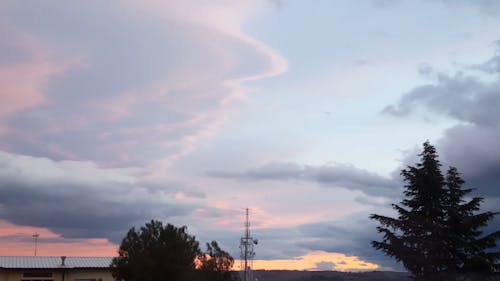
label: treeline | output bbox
[111,220,236,281]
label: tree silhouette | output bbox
[198,240,236,281]
[370,141,500,280]
[111,220,201,281]
[443,167,500,274]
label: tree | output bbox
[198,241,236,281]
[443,167,500,274]
[370,141,500,280]
[111,220,201,281]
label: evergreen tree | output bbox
[370,141,500,280]
[444,167,500,274]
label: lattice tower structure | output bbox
[240,208,257,281]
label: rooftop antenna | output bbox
[240,208,258,281]
[32,233,39,256]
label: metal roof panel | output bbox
[0,256,113,269]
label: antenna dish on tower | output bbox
[240,208,257,281]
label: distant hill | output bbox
[250,270,411,281]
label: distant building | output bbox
[0,256,114,281]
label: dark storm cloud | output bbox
[208,162,399,197]
[0,151,202,242]
[438,125,500,198]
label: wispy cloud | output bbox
[0,0,287,170]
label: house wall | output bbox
[0,269,113,281]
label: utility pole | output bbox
[240,208,258,281]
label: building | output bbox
[0,256,114,281]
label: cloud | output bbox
[0,150,204,242]
[382,72,500,127]
[239,212,401,270]
[251,250,379,271]
[208,162,399,197]
[0,0,286,169]
[294,213,402,271]
[439,126,500,198]
[315,261,335,271]
[0,25,79,136]
[383,45,500,199]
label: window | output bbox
[23,272,52,278]
[22,271,53,281]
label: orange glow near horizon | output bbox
[1,220,378,272]
[235,251,379,272]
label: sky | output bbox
[1,0,500,272]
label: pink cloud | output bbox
[0,27,81,134]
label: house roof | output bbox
[0,256,113,269]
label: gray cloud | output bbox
[384,46,500,199]
[439,125,500,198]
[315,261,335,271]
[208,162,400,197]
[0,151,203,242]
[382,72,500,127]
[295,214,403,271]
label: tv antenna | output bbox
[32,233,39,256]
[240,208,258,281]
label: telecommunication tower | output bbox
[240,208,258,281]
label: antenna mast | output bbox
[240,208,257,281]
[32,233,39,256]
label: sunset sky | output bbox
[1,0,500,272]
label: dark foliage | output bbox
[111,220,201,281]
[370,141,500,280]
[198,240,236,281]
[111,220,235,281]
